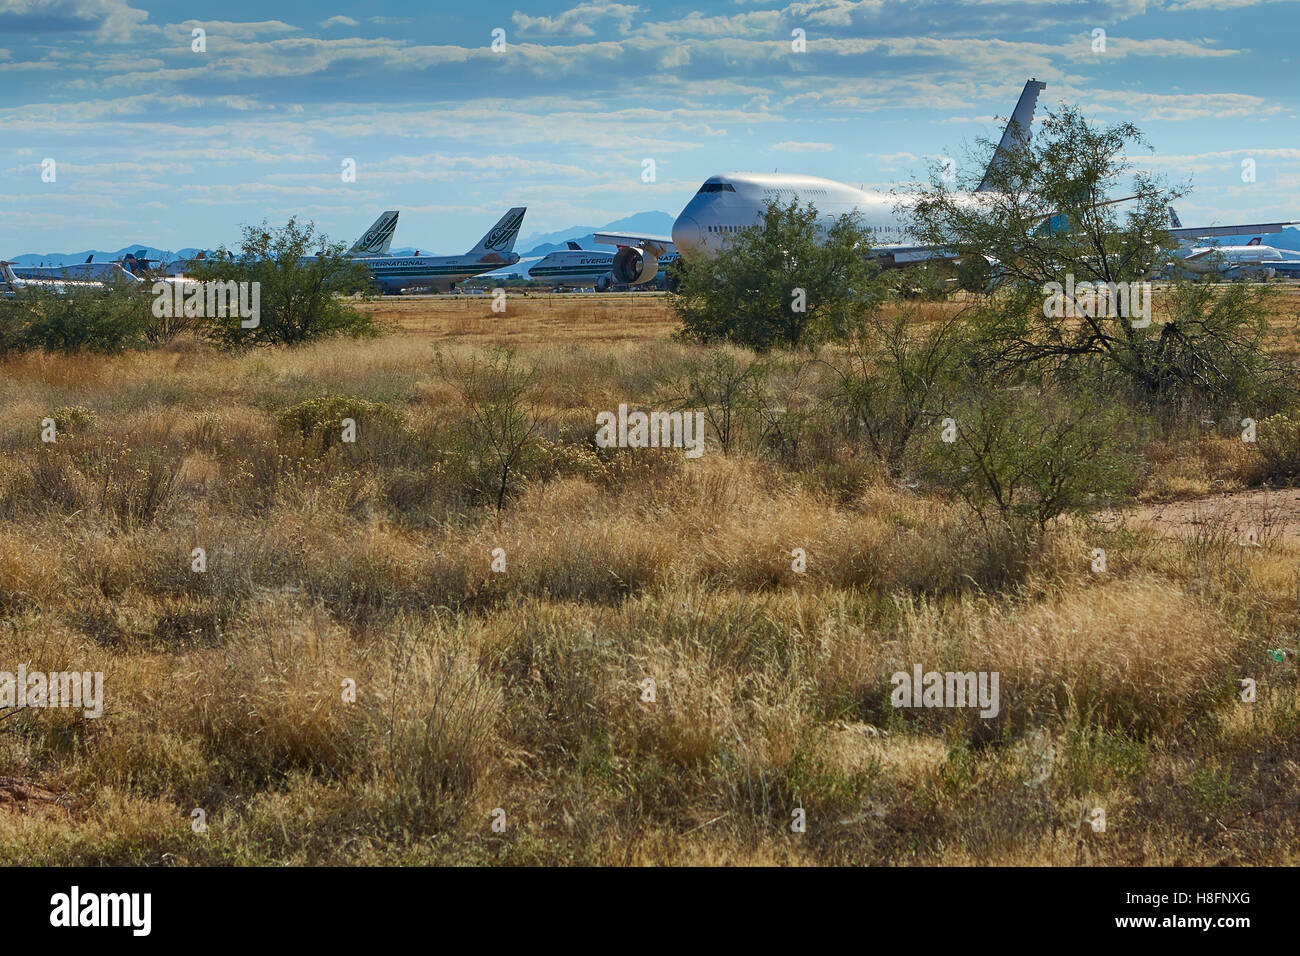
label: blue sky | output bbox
[2,0,1298,255]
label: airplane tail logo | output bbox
[472,207,527,256]
[349,211,400,256]
[1168,206,1184,229]
[121,253,150,277]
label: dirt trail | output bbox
[1109,487,1300,546]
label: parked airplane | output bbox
[529,242,616,289]
[153,212,401,276]
[357,207,527,293]
[1166,208,1300,277]
[605,79,1297,286]
[528,241,679,290]
[2,260,112,295]
[596,81,1048,285]
[11,256,141,285]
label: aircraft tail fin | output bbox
[349,210,400,256]
[467,207,526,257]
[976,79,1047,192]
[120,253,147,278]
[1168,206,1183,229]
[566,240,582,251]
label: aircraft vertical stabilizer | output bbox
[349,211,400,256]
[467,207,527,258]
[976,79,1047,192]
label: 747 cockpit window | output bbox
[697,182,736,193]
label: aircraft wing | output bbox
[1169,220,1299,240]
[593,232,675,258]
[872,243,948,266]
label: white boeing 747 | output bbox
[600,80,1298,286]
[596,80,1051,284]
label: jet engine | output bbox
[1238,265,1277,280]
[612,246,659,285]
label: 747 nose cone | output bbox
[672,214,702,257]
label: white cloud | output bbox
[513,2,639,37]
[770,140,834,152]
[165,19,300,42]
[0,0,151,41]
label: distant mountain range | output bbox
[8,220,1298,269]
[2,211,679,268]
[5,246,208,268]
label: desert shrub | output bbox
[277,395,405,451]
[3,437,179,529]
[1249,412,1300,484]
[435,348,551,511]
[672,199,884,350]
[917,384,1136,550]
[51,405,98,435]
[656,347,765,456]
[192,218,381,346]
[0,286,151,354]
[893,263,955,301]
[909,105,1278,409]
[825,310,969,467]
[85,440,180,530]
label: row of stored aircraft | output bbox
[2,207,529,296]
[5,79,1298,299]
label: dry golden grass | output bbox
[0,295,1297,866]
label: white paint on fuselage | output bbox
[670,172,941,258]
[355,252,521,293]
[528,249,615,286]
[1177,243,1290,274]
